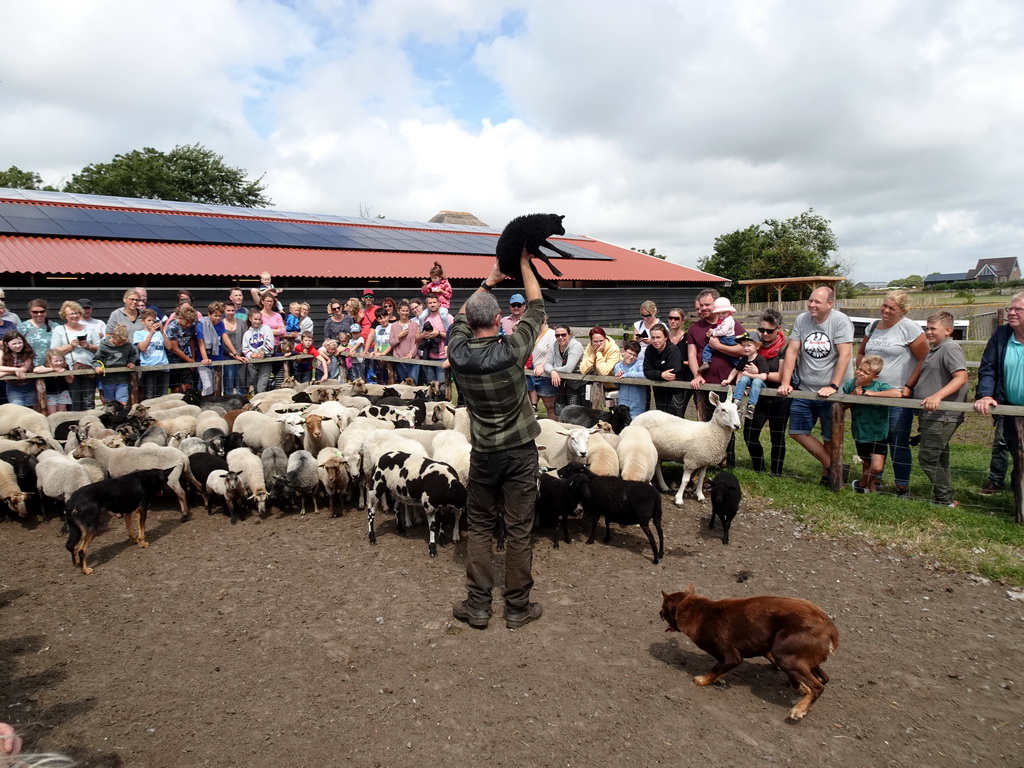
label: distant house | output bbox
[924,272,969,286]
[966,257,1020,283]
[854,281,888,290]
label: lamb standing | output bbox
[632,389,740,506]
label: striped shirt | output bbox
[448,298,544,453]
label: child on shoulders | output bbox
[724,331,769,419]
[698,296,738,372]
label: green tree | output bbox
[698,209,842,301]
[888,274,923,289]
[64,144,271,207]
[631,247,667,260]
[0,165,47,190]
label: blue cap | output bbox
[510,293,526,304]
[349,324,361,333]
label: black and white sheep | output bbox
[357,404,418,429]
[557,465,665,564]
[366,450,467,557]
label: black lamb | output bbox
[708,470,741,545]
[495,213,574,302]
[557,464,664,564]
[535,471,588,548]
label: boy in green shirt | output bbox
[843,355,905,493]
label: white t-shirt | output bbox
[862,317,923,389]
[791,310,854,390]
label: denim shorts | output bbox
[788,396,833,437]
[535,377,558,398]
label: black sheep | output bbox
[535,471,587,548]
[558,464,664,564]
[709,471,741,545]
[495,213,574,302]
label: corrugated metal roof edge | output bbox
[0,235,725,283]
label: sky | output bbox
[2,0,1021,283]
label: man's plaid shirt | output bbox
[447,298,544,453]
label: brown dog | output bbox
[660,583,839,720]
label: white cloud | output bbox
[1,0,1022,283]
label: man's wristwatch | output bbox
[480,281,493,291]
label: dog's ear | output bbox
[662,591,669,599]
[684,582,696,595]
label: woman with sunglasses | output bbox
[741,308,791,477]
[663,307,694,416]
[537,325,583,420]
[323,299,350,342]
[633,300,659,358]
[18,299,58,367]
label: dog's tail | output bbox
[64,509,82,559]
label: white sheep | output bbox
[0,436,55,456]
[129,402,201,421]
[617,424,659,483]
[227,447,271,520]
[174,436,211,457]
[233,410,305,453]
[632,390,741,505]
[205,469,247,523]
[536,420,601,470]
[77,457,107,484]
[71,438,190,519]
[285,450,319,515]
[141,393,185,408]
[585,433,620,477]
[35,451,91,513]
[309,402,357,430]
[337,395,372,410]
[300,412,341,455]
[0,403,52,437]
[142,414,198,438]
[195,410,230,436]
[392,427,440,454]
[430,430,471,487]
[316,447,351,518]
[430,403,471,440]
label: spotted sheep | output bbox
[366,450,467,557]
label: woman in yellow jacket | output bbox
[579,326,622,377]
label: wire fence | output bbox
[565,372,1024,524]
[5,357,1022,524]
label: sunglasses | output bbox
[641,313,652,318]
[757,327,777,334]
[668,315,682,320]
[30,309,46,315]
[554,333,568,338]
[510,303,524,308]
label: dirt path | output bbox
[2,493,1023,767]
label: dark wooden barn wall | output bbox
[0,284,708,337]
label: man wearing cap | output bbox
[78,298,106,339]
[500,294,527,335]
[448,248,544,630]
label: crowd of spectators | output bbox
[0,274,1016,506]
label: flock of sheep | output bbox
[0,381,743,568]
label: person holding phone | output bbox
[49,300,102,410]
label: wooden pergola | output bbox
[737,276,846,307]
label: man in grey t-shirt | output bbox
[778,287,854,482]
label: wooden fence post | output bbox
[829,401,846,492]
[1015,416,1024,525]
[590,381,604,409]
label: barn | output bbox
[0,189,724,329]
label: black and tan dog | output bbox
[65,467,174,574]
[660,584,839,720]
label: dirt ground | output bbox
[3,488,1023,768]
